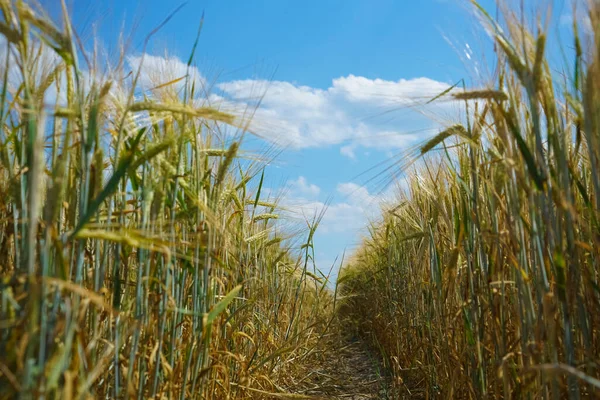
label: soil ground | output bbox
[286,332,394,399]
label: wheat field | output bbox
[0,0,599,399]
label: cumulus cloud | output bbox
[340,145,356,159]
[280,176,394,236]
[283,198,368,234]
[2,44,460,158]
[126,54,206,94]
[217,75,461,156]
[337,182,378,205]
[289,176,321,197]
[109,54,463,158]
[329,75,450,106]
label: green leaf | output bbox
[499,107,545,190]
[206,285,242,326]
[250,168,265,222]
[69,127,147,239]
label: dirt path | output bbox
[287,334,393,399]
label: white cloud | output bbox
[280,176,393,236]
[309,180,393,234]
[560,12,592,34]
[217,75,460,156]
[320,202,369,233]
[329,75,450,106]
[289,176,321,197]
[2,46,460,159]
[283,198,370,234]
[126,54,206,95]
[340,145,356,159]
[0,37,69,106]
[110,54,463,158]
[337,182,377,204]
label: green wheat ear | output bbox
[420,124,466,155]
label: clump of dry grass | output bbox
[339,1,600,399]
[0,1,331,399]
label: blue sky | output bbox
[52,0,578,279]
